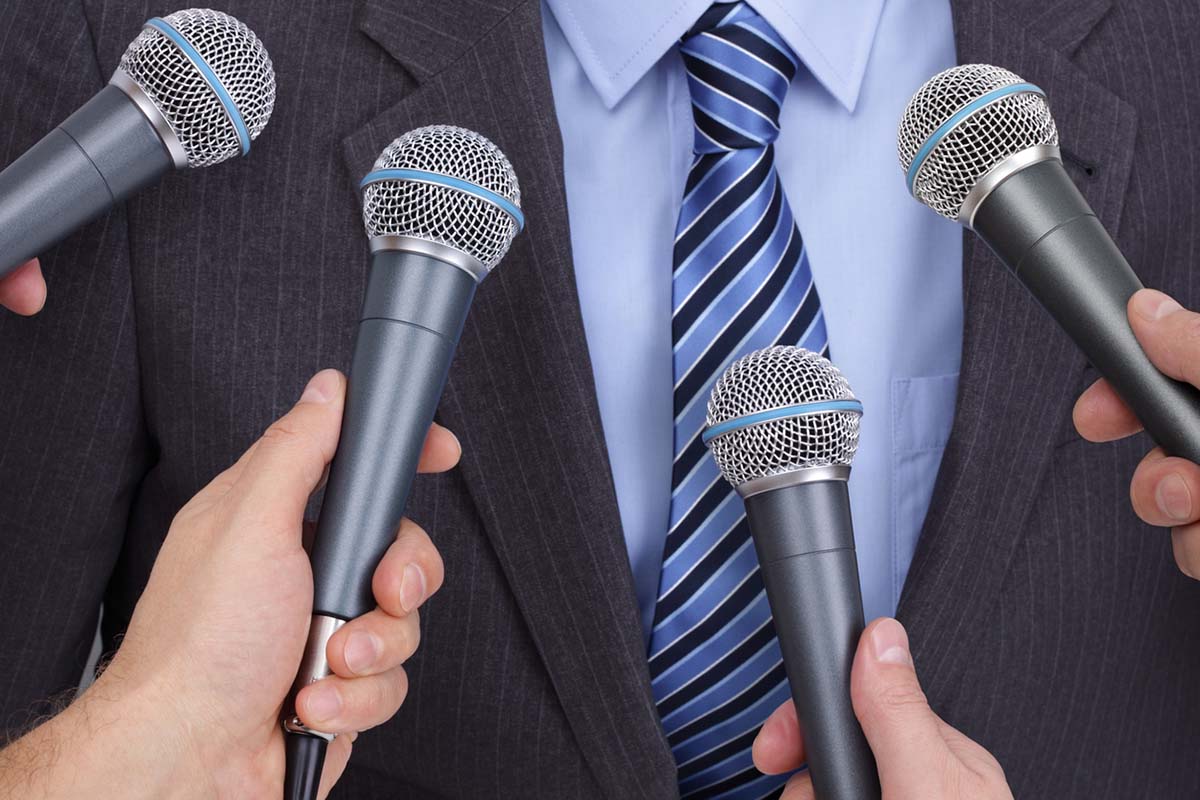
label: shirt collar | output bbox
[544,0,886,112]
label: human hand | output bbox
[0,259,45,315]
[1073,288,1200,577]
[753,618,1012,799]
[0,369,458,799]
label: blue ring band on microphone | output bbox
[702,399,864,445]
[360,169,526,232]
[905,82,1046,196]
[146,17,252,156]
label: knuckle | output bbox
[260,418,304,446]
[262,418,328,480]
[351,670,408,731]
[872,678,930,716]
[1172,316,1200,370]
[1179,314,1200,345]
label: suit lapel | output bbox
[342,1,677,795]
[899,0,1138,692]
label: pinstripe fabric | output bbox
[648,5,824,797]
[0,1,1198,798]
[898,2,1200,799]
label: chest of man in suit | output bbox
[0,1,1199,797]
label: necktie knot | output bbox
[680,2,799,153]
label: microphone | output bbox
[281,125,525,799]
[0,8,275,279]
[899,64,1200,461]
[703,346,881,800]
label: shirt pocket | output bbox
[891,373,959,607]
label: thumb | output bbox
[222,369,346,534]
[851,618,948,796]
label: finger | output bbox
[780,771,814,800]
[1072,378,1143,442]
[752,700,805,774]
[1128,289,1200,387]
[296,666,409,735]
[215,420,449,503]
[316,732,354,800]
[224,370,346,527]
[372,519,445,617]
[0,259,46,316]
[1171,525,1200,579]
[1128,448,1200,527]
[418,423,462,473]
[326,608,421,678]
[851,618,946,796]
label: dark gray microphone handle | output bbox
[284,248,478,800]
[0,84,174,278]
[973,158,1200,462]
[310,249,477,619]
[743,478,881,800]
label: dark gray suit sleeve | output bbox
[0,1,150,735]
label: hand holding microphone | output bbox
[754,618,1013,800]
[1074,289,1200,578]
[899,64,1200,576]
[0,371,454,798]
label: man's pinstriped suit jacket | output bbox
[0,0,1197,796]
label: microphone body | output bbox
[0,8,275,281]
[899,65,1200,461]
[743,473,879,800]
[282,125,524,800]
[0,83,174,278]
[704,347,880,800]
[973,157,1200,461]
[283,247,477,766]
[312,249,476,618]
[283,250,478,800]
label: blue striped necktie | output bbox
[649,3,829,797]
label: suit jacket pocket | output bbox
[891,373,959,607]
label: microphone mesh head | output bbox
[706,347,861,488]
[362,126,522,272]
[897,64,1058,220]
[117,9,276,168]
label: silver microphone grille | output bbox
[117,9,276,169]
[704,346,862,489]
[361,125,523,272]
[897,64,1058,220]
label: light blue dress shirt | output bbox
[541,0,963,641]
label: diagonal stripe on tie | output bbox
[649,3,829,797]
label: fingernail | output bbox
[1132,290,1182,322]
[300,370,338,404]
[871,618,913,666]
[399,563,428,613]
[1157,473,1193,522]
[306,686,342,723]
[343,631,381,675]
